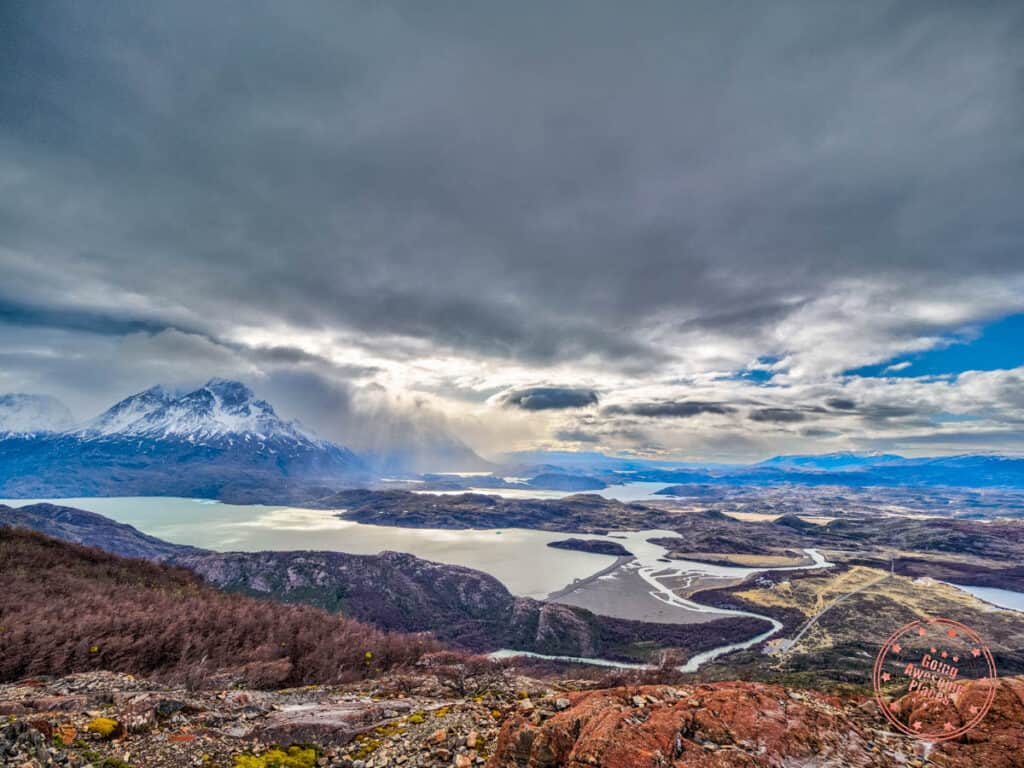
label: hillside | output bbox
[0,502,204,559]
[0,527,433,688]
[174,548,767,663]
[0,504,770,664]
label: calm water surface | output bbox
[412,481,673,502]
[2,496,618,599]
[952,584,1024,612]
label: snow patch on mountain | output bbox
[86,385,175,435]
[0,394,75,435]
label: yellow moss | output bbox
[349,735,381,761]
[491,709,504,720]
[407,712,425,724]
[232,746,317,768]
[85,718,121,739]
[433,706,450,718]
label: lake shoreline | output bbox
[545,555,633,601]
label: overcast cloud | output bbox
[2,1,1023,460]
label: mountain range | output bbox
[501,450,1024,489]
[0,379,369,501]
[634,452,1024,489]
[3,381,1024,500]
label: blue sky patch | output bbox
[847,313,1024,378]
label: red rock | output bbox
[57,723,77,746]
[931,677,1024,768]
[27,719,53,739]
[486,679,1024,768]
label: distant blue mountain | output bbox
[0,379,368,501]
[503,450,1024,490]
[755,452,906,471]
[643,453,1024,490]
[3,388,1023,501]
[500,450,740,472]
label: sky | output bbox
[1,1,1023,462]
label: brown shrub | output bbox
[0,527,438,687]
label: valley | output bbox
[4,488,1023,685]
[3,382,1024,762]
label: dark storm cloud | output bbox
[801,427,840,438]
[749,407,808,423]
[826,397,858,411]
[603,401,734,418]
[858,403,932,426]
[500,386,599,411]
[0,298,192,338]
[676,300,810,336]
[2,0,1023,374]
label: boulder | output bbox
[257,699,415,747]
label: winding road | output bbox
[776,570,891,656]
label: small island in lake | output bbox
[547,538,632,556]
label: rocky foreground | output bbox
[2,671,1022,768]
[491,678,1024,767]
[0,667,515,768]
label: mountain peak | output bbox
[203,378,255,401]
[84,380,307,444]
[86,385,176,435]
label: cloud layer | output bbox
[2,1,1023,460]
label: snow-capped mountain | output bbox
[0,394,74,435]
[82,379,321,445]
[84,385,175,436]
[0,380,367,501]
